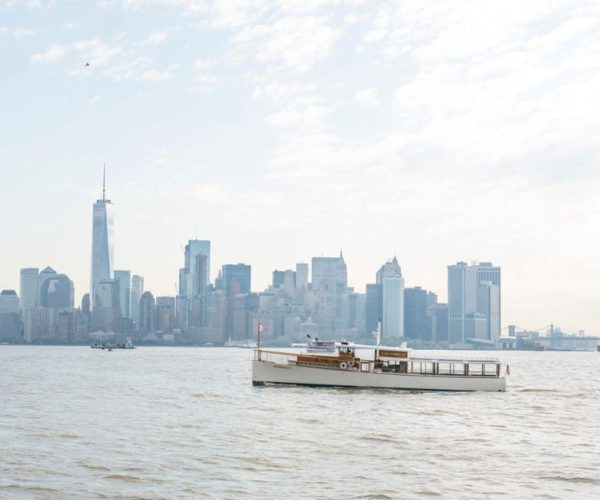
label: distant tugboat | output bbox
[91,338,135,350]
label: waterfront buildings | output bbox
[2,197,503,346]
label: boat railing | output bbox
[254,349,299,365]
[390,359,501,377]
[255,348,502,378]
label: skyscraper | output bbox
[179,240,211,299]
[37,266,57,306]
[448,262,477,343]
[114,270,132,320]
[92,279,119,331]
[377,257,404,341]
[90,167,114,310]
[0,290,20,314]
[139,291,155,335]
[130,275,143,325]
[221,263,251,297]
[476,263,501,343]
[448,262,501,344]
[404,287,429,340]
[39,274,74,310]
[19,268,39,312]
[0,290,20,341]
[311,253,347,336]
[295,263,309,290]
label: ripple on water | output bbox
[1,347,600,499]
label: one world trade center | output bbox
[90,167,114,310]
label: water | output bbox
[1,347,599,499]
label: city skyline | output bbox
[0,169,594,335]
[2,1,599,333]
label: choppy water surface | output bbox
[1,347,599,499]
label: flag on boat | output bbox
[258,323,264,333]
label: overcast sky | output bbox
[1,0,599,334]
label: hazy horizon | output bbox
[1,1,599,334]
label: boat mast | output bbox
[257,322,262,361]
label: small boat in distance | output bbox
[291,335,336,353]
[91,338,135,350]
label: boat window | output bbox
[438,362,452,375]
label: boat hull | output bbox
[252,360,506,392]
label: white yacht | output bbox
[253,339,506,392]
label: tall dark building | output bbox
[272,270,286,289]
[404,287,430,340]
[40,274,74,310]
[155,296,176,333]
[221,264,251,297]
[365,283,382,335]
[92,279,120,331]
[429,303,449,342]
[0,290,21,341]
[139,291,155,335]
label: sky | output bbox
[1,0,599,334]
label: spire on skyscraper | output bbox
[102,164,106,202]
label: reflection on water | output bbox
[1,347,599,499]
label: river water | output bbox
[1,347,599,499]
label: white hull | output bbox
[253,360,506,392]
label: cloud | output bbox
[140,67,174,81]
[0,26,35,37]
[72,38,122,66]
[31,43,67,63]
[143,30,168,45]
[188,73,217,93]
[353,87,379,108]
[193,58,213,70]
[265,104,329,128]
[233,15,341,72]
